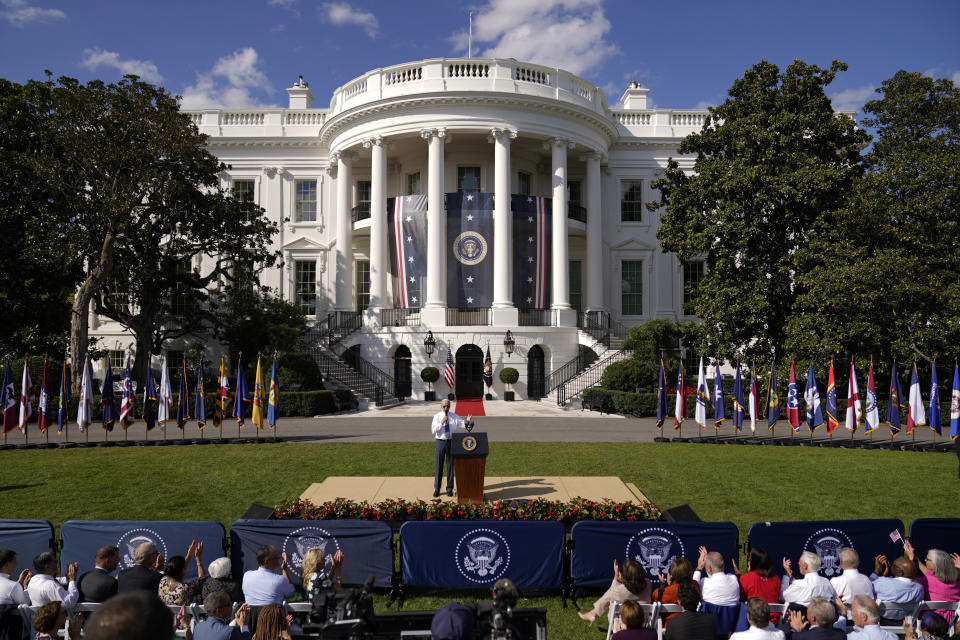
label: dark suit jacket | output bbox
[192,617,251,640]
[116,564,162,594]
[786,625,847,639]
[663,610,717,640]
[78,568,117,602]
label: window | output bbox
[620,180,643,222]
[683,260,705,310]
[108,350,126,371]
[407,172,421,195]
[171,260,192,317]
[458,166,480,192]
[166,350,185,374]
[295,180,317,222]
[104,279,129,314]
[517,171,531,196]
[356,180,371,205]
[355,260,370,311]
[233,180,255,204]
[569,260,583,313]
[295,261,317,315]
[621,260,643,315]
[568,180,582,208]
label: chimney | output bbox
[620,80,649,110]
[287,76,314,109]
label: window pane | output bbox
[458,166,480,192]
[683,260,705,309]
[108,350,125,371]
[233,180,255,203]
[355,260,370,312]
[517,172,531,196]
[621,260,643,315]
[295,261,317,315]
[569,260,582,313]
[568,180,582,207]
[357,180,371,203]
[407,172,421,195]
[296,180,317,222]
[620,180,643,222]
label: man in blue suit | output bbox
[193,591,251,640]
[781,596,845,639]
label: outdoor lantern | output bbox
[503,330,515,358]
[424,331,436,358]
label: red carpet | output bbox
[455,398,485,416]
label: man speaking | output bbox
[431,399,472,498]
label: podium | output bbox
[452,431,488,505]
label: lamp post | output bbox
[503,330,515,359]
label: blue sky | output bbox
[1,0,958,115]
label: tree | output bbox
[649,60,868,363]
[620,319,690,389]
[787,71,960,365]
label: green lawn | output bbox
[1,442,956,638]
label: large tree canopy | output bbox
[650,60,868,363]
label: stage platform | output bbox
[300,476,649,505]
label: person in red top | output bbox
[653,557,700,625]
[738,547,782,624]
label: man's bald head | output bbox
[892,557,915,578]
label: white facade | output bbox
[91,58,706,400]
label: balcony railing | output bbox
[446,308,490,326]
[351,202,371,223]
[380,308,421,327]
[518,308,552,326]
[568,203,587,223]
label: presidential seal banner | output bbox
[446,191,493,308]
[387,195,428,308]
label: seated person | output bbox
[903,541,960,625]
[193,591,251,640]
[741,547,783,624]
[730,597,785,639]
[693,545,740,606]
[830,548,874,603]
[0,549,31,605]
[904,612,950,640]
[578,558,652,625]
[430,603,476,640]
[611,600,656,640]
[242,545,295,606]
[780,596,845,639]
[869,554,923,624]
[252,603,293,640]
[202,557,244,604]
[844,595,897,640]
[85,590,179,640]
[663,582,716,640]
[116,542,165,594]
[25,551,79,607]
[158,540,205,605]
[78,545,119,603]
[781,552,836,606]
[301,547,344,599]
[32,601,82,640]
[653,556,699,625]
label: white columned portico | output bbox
[491,127,518,326]
[334,150,354,311]
[421,128,447,326]
[584,152,605,313]
[365,137,387,314]
[549,138,576,326]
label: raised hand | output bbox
[788,609,808,632]
[903,539,915,561]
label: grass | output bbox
[1,442,956,638]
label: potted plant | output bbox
[420,366,440,401]
[499,367,519,401]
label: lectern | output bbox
[452,431,488,505]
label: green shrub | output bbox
[499,367,519,384]
[600,359,645,391]
[420,366,440,383]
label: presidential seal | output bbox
[462,435,477,452]
[456,528,510,584]
[453,231,488,267]
[803,528,854,577]
[626,527,685,585]
[116,528,168,571]
[282,526,340,572]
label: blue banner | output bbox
[570,521,739,588]
[229,519,393,588]
[387,195,428,308]
[446,191,494,308]
[747,519,905,578]
[908,518,960,561]
[0,519,55,580]
[512,195,551,309]
[60,520,226,581]
[401,521,564,590]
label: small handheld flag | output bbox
[928,360,940,436]
[713,361,725,429]
[233,354,250,427]
[267,355,280,429]
[694,356,707,429]
[252,356,265,430]
[804,362,824,431]
[18,359,34,433]
[887,359,904,436]
[907,360,926,434]
[732,364,744,432]
[786,360,800,432]
[825,360,839,434]
[748,362,759,433]
[844,360,862,433]
[655,359,667,429]
[766,359,779,431]
[158,357,172,429]
[57,360,71,434]
[101,364,117,431]
[864,361,880,434]
[673,360,685,429]
[142,362,158,431]
[195,357,206,430]
[889,530,903,544]
[38,360,52,434]
[76,355,93,433]
[950,362,959,441]
[119,358,135,429]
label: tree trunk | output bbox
[132,323,154,388]
[69,231,117,394]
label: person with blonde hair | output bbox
[251,603,292,640]
[301,548,344,599]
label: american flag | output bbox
[444,348,455,389]
[388,195,427,308]
[512,195,551,309]
[119,357,135,428]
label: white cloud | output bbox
[80,48,163,83]
[694,100,716,111]
[830,85,876,112]
[1,0,65,26]
[953,71,960,86]
[450,0,619,76]
[321,2,378,39]
[268,0,295,6]
[179,48,275,109]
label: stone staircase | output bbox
[548,346,633,406]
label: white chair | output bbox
[913,601,960,637]
[605,602,661,640]
[877,600,921,637]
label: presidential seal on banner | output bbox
[626,527,685,585]
[117,528,169,571]
[453,231,488,266]
[282,526,341,572]
[803,528,854,577]
[456,528,510,583]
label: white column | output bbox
[422,128,446,311]
[550,139,571,310]
[334,150,353,311]
[491,128,516,310]
[365,137,387,311]
[585,151,605,312]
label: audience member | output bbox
[730,597,786,639]
[904,542,959,625]
[26,551,78,606]
[242,545,295,606]
[846,595,896,639]
[904,612,950,640]
[782,552,837,606]
[32,601,81,640]
[781,596,845,639]
[611,600,656,640]
[578,558,652,625]
[663,582,716,640]
[252,603,292,640]
[0,549,31,605]
[693,545,740,606]
[830,548,874,603]
[653,556,699,625]
[85,590,177,640]
[202,557,244,604]
[301,547,344,600]
[78,545,119,603]
[430,602,475,640]
[741,547,783,623]
[159,540,206,605]
[869,555,923,623]
[116,541,165,594]
[194,591,251,640]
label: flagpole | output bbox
[238,351,242,440]
[256,353,260,444]
[273,350,278,443]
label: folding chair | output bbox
[656,603,681,639]
[877,600,921,637]
[914,601,960,636]
[605,602,660,640]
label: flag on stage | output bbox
[713,362,725,429]
[252,356,265,430]
[447,191,494,308]
[928,360,941,436]
[887,359,904,436]
[233,355,250,427]
[950,362,959,440]
[732,364,745,432]
[825,360,839,434]
[513,195,551,308]
[195,357,206,430]
[483,346,493,390]
[76,355,93,433]
[158,356,172,429]
[673,360,685,429]
[787,361,800,432]
[387,195,428,308]
[907,360,926,434]
[120,358,135,429]
[444,348,456,390]
[267,355,279,429]
[57,360,70,434]
[142,361,157,431]
[844,360,862,433]
[214,357,230,428]
[1,361,16,435]
[656,359,668,429]
[175,361,190,430]
[694,356,707,429]
[100,364,117,431]
[38,360,52,434]
[748,362,759,433]
[804,362,824,431]
[766,359,779,431]
[18,359,34,433]
[864,362,880,434]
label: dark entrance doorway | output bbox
[528,345,545,400]
[393,345,411,399]
[455,344,484,398]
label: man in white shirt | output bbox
[782,552,836,606]
[693,545,741,606]
[846,595,897,639]
[830,548,874,603]
[241,545,295,606]
[25,551,79,607]
[731,597,785,639]
[0,549,31,605]
[430,399,471,498]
